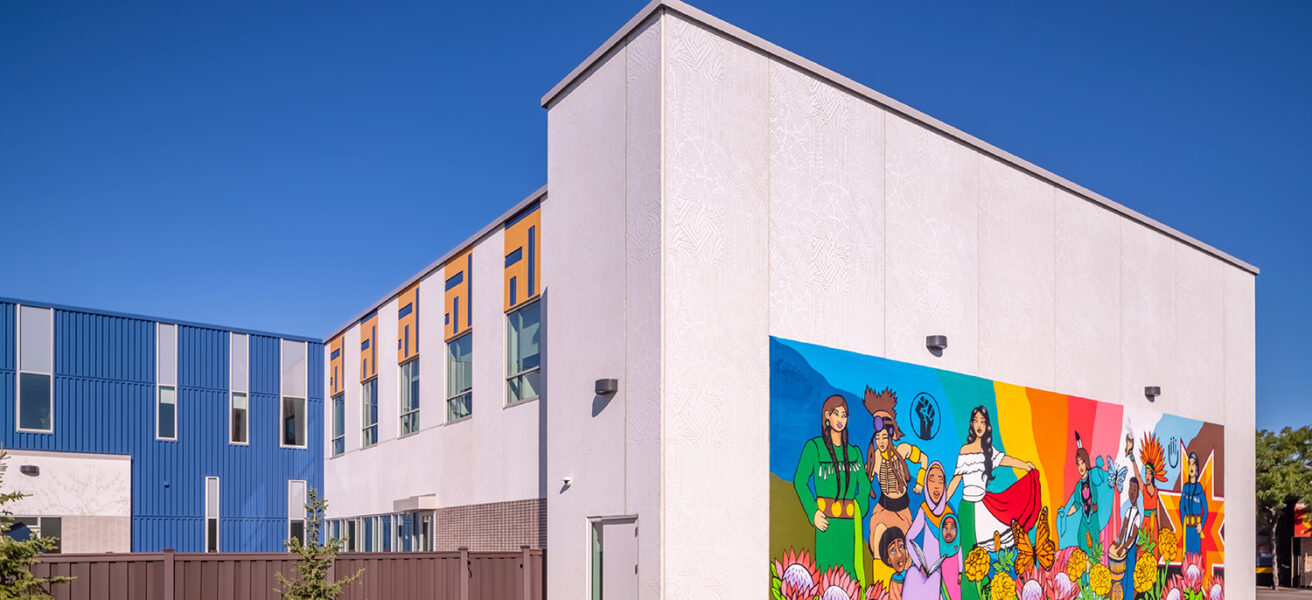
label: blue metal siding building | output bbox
[0,299,323,552]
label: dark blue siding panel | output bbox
[0,304,321,553]
[0,302,14,371]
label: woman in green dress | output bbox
[793,394,872,583]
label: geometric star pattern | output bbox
[1158,450,1225,572]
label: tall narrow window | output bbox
[205,477,219,552]
[280,340,307,448]
[506,300,541,406]
[230,333,249,445]
[17,306,53,433]
[288,480,307,545]
[446,334,473,422]
[420,513,433,552]
[346,519,357,552]
[362,379,378,447]
[157,323,177,441]
[400,359,420,435]
[331,393,345,456]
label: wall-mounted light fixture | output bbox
[595,378,618,395]
[1144,386,1161,401]
[926,335,948,352]
[18,465,38,477]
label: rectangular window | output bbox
[362,379,378,447]
[331,393,345,456]
[446,333,473,422]
[374,516,383,552]
[13,517,62,554]
[230,392,248,444]
[346,519,357,552]
[420,513,432,552]
[506,300,541,406]
[288,480,307,546]
[400,359,420,435]
[156,323,177,441]
[205,477,219,553]
[230,333,249,445]
[282,396,306,448]
[17,306,53,433]
[362,516,373,552]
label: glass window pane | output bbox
[18,373,51,431]
[288,480,306,518]
[231,393,247,444]
[18,306,52,374]
[446,335,473,398]
[333,438,345,456]
[40,517,61,554]
[280,340,307,398]
[230,333,249,392]
[283,397,305,446]
[290,520,306,545]
[207,519,218,552]
[447,393,471,422]
[508,302,541,375]
[333,394,345,437]
[158,386,176,439]
[157,323,176,387]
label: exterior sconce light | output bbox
[18,465,38,476]
[1144,386,1161,401]
[926,335,948,352]
[595,378,618,395]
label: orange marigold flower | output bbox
[1066,549,1087,580]
[1090,563,1113,597]
[1134,551,1158,593]
[991,571,1017,600]
[965,547,992,583]
[1157,529,1180,564]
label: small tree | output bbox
[275,489,363,600]
[1255,426,1312,590]
[0,450,72,598]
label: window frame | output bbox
[331,392,346,457]
[399,357,420,436]
[229,333,249,446]
[14,516,62,553]
[205,476,220,553]
[361,378,379,447]
[229,392,249,446]
[15,305,55,434]
[288,479,307,545]
[156,323,178,442]
[505,299,542,407]
[280,395,307,449]
[445,332,473,424]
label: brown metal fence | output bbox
[32,547,545,600]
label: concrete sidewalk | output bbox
[1259,589,1312,600]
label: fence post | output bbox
[162,548,175,600]
[459,547,469,600]
[521,545,531,600]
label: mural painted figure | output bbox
[791,394,871,583]
[768,337,1226,600]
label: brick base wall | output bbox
[434,498,546,551]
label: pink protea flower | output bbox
[1208,574,1224,600]
[773,548,819,600]
[1181,553,1205,591]
[815,565,862,600]
[865,580,888,600]
[1164,574,1187,600]
[1046,571,1081,600]
[1014,567,1049,600]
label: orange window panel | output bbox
[397,284,419,364]
[444,248,473,342]
[503,205,541,312]
[328,336,344,396]
[359,314,378,383]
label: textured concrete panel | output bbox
[767,60,885,357]
[1173,245,1225,424]
[1054,190,1121,402]
[625,17,664,600]
[978,157,1056,390]
[663,13,770,598]
[544,37,632,600]
[1119,221,1177,413]
[884,114,980,373]
[1223,265,1256,593]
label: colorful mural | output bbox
[769,337,1225,600]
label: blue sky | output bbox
[1,1,1306,429]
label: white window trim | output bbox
[445,332,473,424]
[505,300,541,408]
[15,305,55,434]
[288,479,307,542]
[398,357,420,437]
[330,392,345,457]
[205,476,220,553]
[361,377,379,448]
[156,324,178,442]
[230,334,249,446]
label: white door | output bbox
[592,517,638,599]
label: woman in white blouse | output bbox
[944,406,1042,563]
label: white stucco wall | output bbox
[4,450,132,553]
[323,228,544,521]
[546,4,1256,597]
